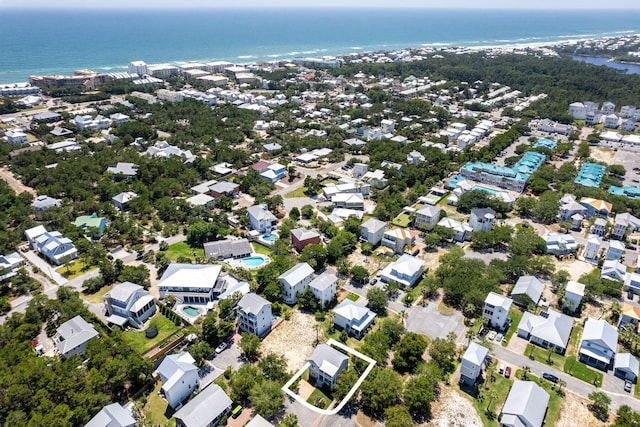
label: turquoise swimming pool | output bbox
[473,185,499,195]
[182,306,200,317]
[262,233,277,242]
[242,255,267,268]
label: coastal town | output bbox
[2,33,640,427]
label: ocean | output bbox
[0,8,639,84]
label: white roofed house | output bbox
[309,272,337,309]
[157,351,199,408]
[106,162,138,179]
[517,309,573,354]
[158,264,223,305]
[279,262,315,305]
[308,344,349,390]
[32,195,61,213]
[511,276,544,307]
[247,204,278,234]
[563,281,585,313]
[607,240,625,262]
[583,234,602,262]
[601,259,626,282]
[173,383,232,427]
[579,318,618,370]
[542,232,578,256]
[112,191,137,211]
[332,299,376,338]
[612,213,640,240]
[469,207,495,232]
[54,315,99,359]
[0,252,23,281]
[437,217,473,242]
[85,402,136,427]
[104,281,156,328]
[379,254,425,287]
[500,380,550,427]
[415,205,441,231]
[237,293,272,337]
[483,292,513,330]
[33,229,78,266]
[460,342,489,385]
[203,238,252,260]
[614,353,639,383]
[361,218,386,246]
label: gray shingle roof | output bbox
[238,293,270,316]
[309,273,337,292]
[462,342,489,366]
[203,238,252,259]
[56,315,99,355]
[512,276,544,304]
[501,380,550,427]
[173,384,232,427]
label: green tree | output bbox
[429,338,457,373]
[189,341,212,366]
[289,207,300,221]
[279,413,300,427]
[250,380,284,418]
[301,204,315,219]
[299,244,328,271]
[297,288,320,312]
[360,368,403,416]
[384,406,413,427]
[366,287,389,314]
[403,374,438,417]
[334,368,359,401]
[350,265,369,284]
[392,332,428,373]
[230,364,260,400]
[258,353,289,383]
[588,391,611,421]
[239,332,262,361]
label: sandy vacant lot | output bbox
[590,146,617,166]
[556,392,611,427]
[261,310,319,372]
[425,387,482,427]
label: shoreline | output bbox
[2,32,640,85]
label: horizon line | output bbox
[3,5,640,10]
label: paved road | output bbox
[490,342,640,412]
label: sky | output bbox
[1,0,639,8]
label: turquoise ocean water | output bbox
[0,8,639,84]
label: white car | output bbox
[215,342,228,354]
[487,331,497,341]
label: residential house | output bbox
[579,318,618,370]
[580,197,612,218]
[619,303,640,333]
[291,228,321,252]
[308,344,349,390]
[106,162,139,179]
[32,229,78,265]
[203,238,252,260]
[112,191,137,211]
[483,292,513,330]
[575,162,606,188]
[469,208,496,233]
[245,415,273,427]
[614,353,639,383]
[607,240,626,262]
[602,101,616,114]
[5,128,28,144]
[73,213,107,238]
[247,204,278,234]
[559,201,588,221]
[158,351,199,408]
[32,195,61,213]
[104,281,156,328]
[279,262,315,304]
[173,383,232,427]
[208,181,240,198]
[517,309,573,353]
[0,252,23,281]
[54,315,99,359]
[500,380,550,427]
[381,227,418,254]
[459,151,545,193]
[542,232,578,255]
[260,163,286,182]
[583,234,602,261]
[591,218,607,236]
[563,281,585,312]
[158,264,223,305]
[604,114,620,129]
[332,299,376,338]
[237,293,272,336]
[332,193,365,210]
[361,218,386,246]
[415,205,441,230]
[460,342,489,385]
[625,272,640,295]
[110,113,130,126]
[86,403,136,427]
[612,213,640,240]
[511,276,544,307]
[379,254,425,287]
[437,217,473,242]
[25,224,47,248]
[309,273,337,309]
[601,260,627,282]
[186,193,215,208]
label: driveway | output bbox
[210,341,245,372]
[21,250,68,285]
[405,304,466,343]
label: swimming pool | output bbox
[262,233,277,242]
[473,185,499,195]
[182,306,200,317]
[242,255,267,268]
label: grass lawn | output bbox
[525,344,566,369]
[284,186,309,198]
[143,382,176,427]
[438,301,456,315]
[251,242,272,256]
[463,371,513,426]
[347,292,360,302]
[514,370,563,426]
[82,285,112,304]
[164,242,204,262]
[566,324,583,355]
[122,313,181,354]
[307,387,333,409]
[56,260,96,280]
[391,213,411,228]
[563,356,603,387]
[321,178,338,185]
[502,308,524,347]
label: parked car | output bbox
[496,333,504,343]
[499,364,505,375]
[215,342,228,354]
[625,381,633,393]
[487,331,497,341]
[542,373,559,383]
[505,366,512,378]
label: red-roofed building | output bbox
[291,228,321,252]
[252,160,273,173]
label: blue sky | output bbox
[2,0,639,8]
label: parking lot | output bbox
[210,338,245,372]
[405,303,465,342]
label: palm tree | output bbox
[466,328,475,346]
[557,379,566,394]
[399,310,407,327]
[522,365,531,380]
[485,389,498,412]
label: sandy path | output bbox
[0,167,37,196]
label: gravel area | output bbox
[261,310,319,372]
[425,386,482,427]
